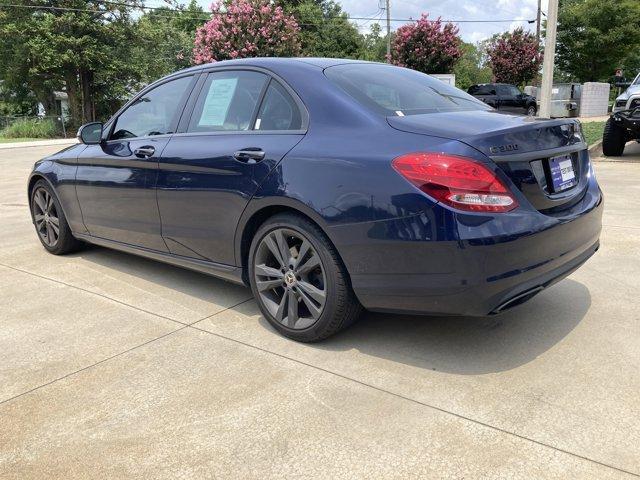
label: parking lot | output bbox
[1,143,639,479]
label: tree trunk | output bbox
[80,69,94,123]
[65,71,82,128]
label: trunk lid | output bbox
[388,110,589,212]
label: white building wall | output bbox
[430,74,456,87]
[579,82,610,117]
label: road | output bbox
[1,145,639,479]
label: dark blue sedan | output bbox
[28,58,602,342]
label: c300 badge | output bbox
[489,144,519,154]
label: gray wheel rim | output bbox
[527,106,536,116]
[254,228,327,330]
[33,187,60,247]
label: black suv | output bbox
[468,83,537,116]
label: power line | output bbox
[0,3,535,25]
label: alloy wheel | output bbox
[33,187,60,247]
[254,228,327,330]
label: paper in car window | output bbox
[198,78,238,126]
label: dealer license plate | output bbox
[548,154,577,192]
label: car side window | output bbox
[509,86,522,96]
[110,76,193,140]
[472,85,497,96]
[188,71,267,132]
[497,85,510,96]
[255,81,302,131]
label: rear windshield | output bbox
[325,63,491,116]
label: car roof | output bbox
[171,57,379,77]
[472,83,513,87]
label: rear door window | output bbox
[255,81,302,131]
[325,63,490,116]
[188,71,267,132]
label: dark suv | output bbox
[468,83,537,116]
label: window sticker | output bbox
[198,77,238,127]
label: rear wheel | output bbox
[248,213,361,342]
[602,117,626,156]
[31,180,82,255]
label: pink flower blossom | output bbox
[390,14,462,74]
[193,0,301,63]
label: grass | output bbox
[581,120,606,146]
[0,118,60,139]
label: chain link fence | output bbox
[0,115,70,139]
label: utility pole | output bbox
[538,0,559,118]
[535,0,541,44]
[385,0,391,61]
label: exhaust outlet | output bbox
[492,286,544,314]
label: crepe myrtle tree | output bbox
[487,28,542,86]
[390,14,463,74]
[193,0,302,63]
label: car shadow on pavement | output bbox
[76,245,590,375]
[312,278,591,375]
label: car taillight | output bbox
[391,152,518,213]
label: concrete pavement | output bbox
[0,145,639,479]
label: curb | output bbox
[0,139,77,150]
[588,139,603,159]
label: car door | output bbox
[75,74,196,251]
[496,85,520,113]
[469,85,499,109]
[157,69,306,266]
[508,85,528,113]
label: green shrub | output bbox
[0,118,59,139]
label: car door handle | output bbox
[234,148,265,164]
[134,146,155,158]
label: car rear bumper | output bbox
[329,183,603,316]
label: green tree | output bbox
[0,1,141,126]
[280,0,362,58]
[556,0,640,82]
[453,42,492,91]
[360,23,388,62]
[133,0,205,81]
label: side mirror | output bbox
[77,122,103,145]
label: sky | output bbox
[192,0,549,43]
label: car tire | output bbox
[602,117,626,156]
[248,212,362,342]
[30,179,83,255]
[526,105,537,116]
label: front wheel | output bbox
[248,213,361,342]
[602,117,626,156]
[526,105,537,116]
[30,180,82,255]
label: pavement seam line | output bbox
[0,325,189,407]
[0,262,207,327]
[0,296,254,407]
[186,323,640,479]
[1,266,636,475]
